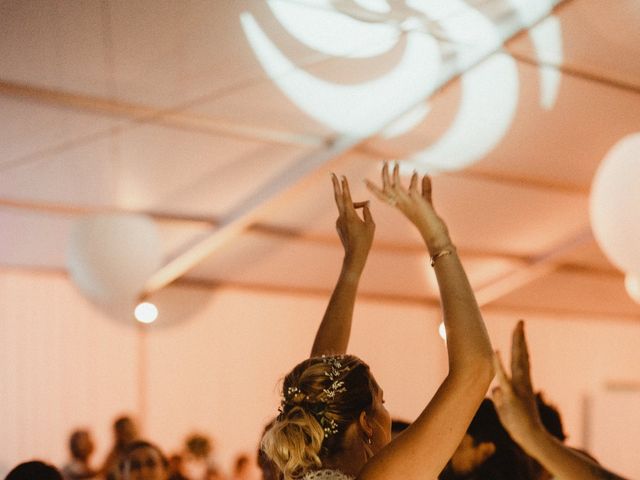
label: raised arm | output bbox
[493,321,628,480]
[360,162,494,480]
[310,174,375,357]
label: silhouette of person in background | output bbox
[62,429,99,480]
[104,416,140,480]
[5,461,63,480]
[119,440,168,480]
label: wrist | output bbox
[416,226,452,254]
[425,238,454,256]
[341,257,365,279]
[512,422,549,455]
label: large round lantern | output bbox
[625,273,640,305]
[67,213,162,309]
[590,134,640,274]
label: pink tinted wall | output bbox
[0,270,139,476]
[1,270,639,477]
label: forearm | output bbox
[360,372,491,480]
[520,428,627,480]
[310,258,362,356]
[422,227,493,376]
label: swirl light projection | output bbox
[241,0,563,172]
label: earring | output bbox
[363,436,374,462]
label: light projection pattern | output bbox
[241,0,563,172]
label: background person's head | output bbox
[261,355,390,480]
[114,416,139,447]
[442,398,533,480]
[120,440,168,480]
[535,393,566,443]
[185,433,212,459]
[233,454,252,479]
[5,461,63,480]
[69,429,95,462]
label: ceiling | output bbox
[1,0,639,320]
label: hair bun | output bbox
[261,407,324,480]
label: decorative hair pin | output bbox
[278,355,351,437]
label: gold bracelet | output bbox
[430,246,456,266]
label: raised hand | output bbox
[332,173,375,272]
[310,173,374,357]
[492,321,543,444]
[492,322,629,480]
[365,161,450,255]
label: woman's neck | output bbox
[321,437,368,479]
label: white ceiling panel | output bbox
[493,268,639,318]
[0,1,110,97]
[0,96,121,172]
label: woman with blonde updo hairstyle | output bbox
[263,355,380,479]
[263,164,494,480]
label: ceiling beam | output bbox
[2,264,635,322]
[0,77,593,196]
[0,79,328,151]
[511,52,640,98]
[474,226,594,306]
[141,135,364,295]
[0,196,619,278]
[178,276,639,322]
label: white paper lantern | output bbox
[67,213,162,308]
[590,134,640,273]
[624,273,640,304]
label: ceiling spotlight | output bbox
[135,302,158,324]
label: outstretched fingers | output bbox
[341,176,357,217]
[511,320,534,396]
[331,173,345,216]
[422,175,433,205]
[382,161,393,189]
[409,171,419,193]
[392,162,402,190]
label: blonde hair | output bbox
[261,355,376,480]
